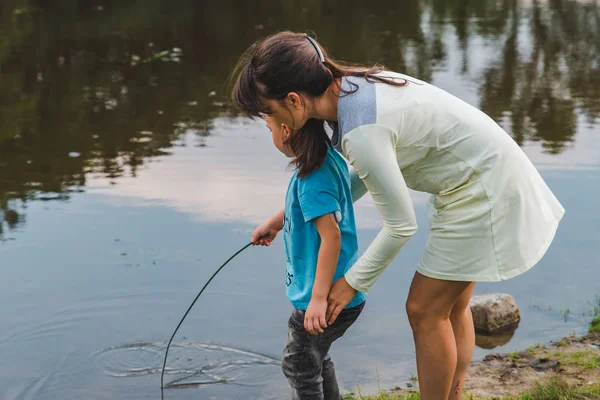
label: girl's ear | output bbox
[281,124,291,139]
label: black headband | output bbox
[306,35,325,63]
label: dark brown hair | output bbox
[286,118,332,178]
[231,31,406,178]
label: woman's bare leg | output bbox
[405,272,473,400]
[448,282,475,400]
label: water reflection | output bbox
[1,4,598,396]
[88,119,391,229]
[1,0,599,237]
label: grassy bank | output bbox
[589,316,600,334]
[344,332,600,400]
[345,378,600,400]
[346,301,600,399]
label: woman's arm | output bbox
[349,165,368,203]
[344,123,417,290]
[344,124,418,289]
[327,124,417,323]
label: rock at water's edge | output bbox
[469,293,520,334]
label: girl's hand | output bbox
[251,223,279,246]
[304,298,328,335]
[252,209,284,246]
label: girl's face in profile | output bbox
[264,114,294,158]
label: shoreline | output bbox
[346,332,600,400]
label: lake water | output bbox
[1,1,599,399]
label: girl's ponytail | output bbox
[287,119,331,178]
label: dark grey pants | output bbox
[282,302,365,400]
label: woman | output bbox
[231,31,564,400]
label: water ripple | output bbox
[93,341,281,389]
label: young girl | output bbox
[256,115,366,400]
[234,32,564,400]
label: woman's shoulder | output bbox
[337,76,378,135]
[336,73,428,139]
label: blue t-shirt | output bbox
[283,148,366,310]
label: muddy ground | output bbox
[386,333,600,399]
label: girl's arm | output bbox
[252,208,284,246]
[304,213,341,335]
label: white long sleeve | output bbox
[332,72,564,285]
[348,165,368,203]
[342,124,418,292]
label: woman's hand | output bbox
[252,209,284,246]
[326,277,357,324]
[304,297,328,335]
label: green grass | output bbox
[588,294,600,334]
[347,378,600,400]
[589,315,600,334]
[561,308,571,322]
[559,351,600,370]
[546,347,600,370]
[525,378,600,400]
[345,392,420,400]
[526,343,546,355]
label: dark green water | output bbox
[1,1,599,399]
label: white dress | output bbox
[331,73,565,291]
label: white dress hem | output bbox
[415,207,565,282]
